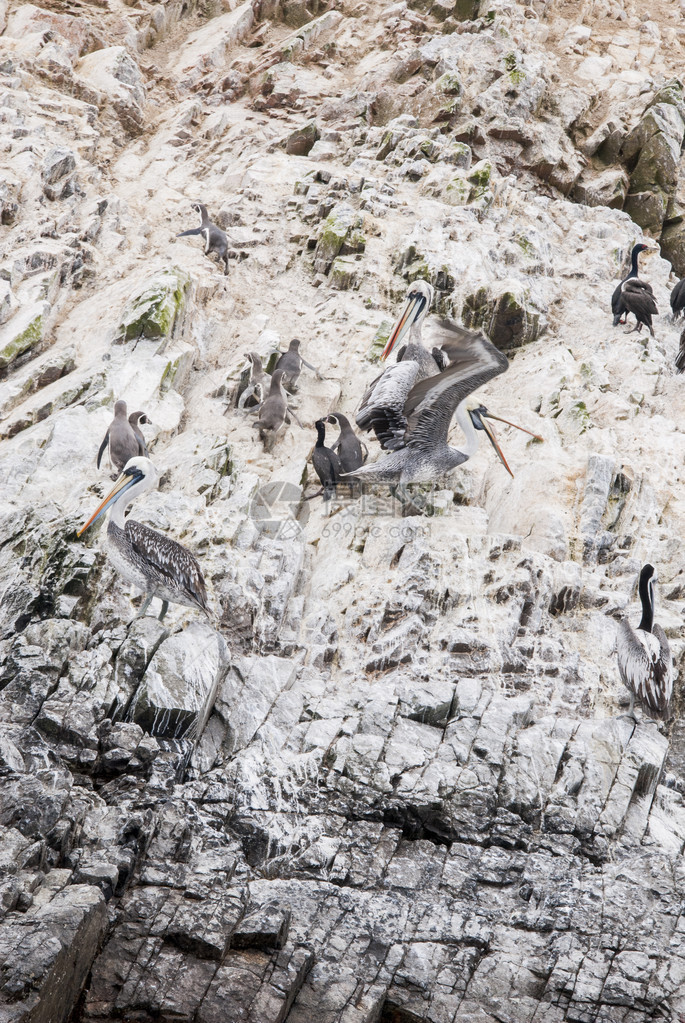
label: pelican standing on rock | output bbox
[356,281,452,450]
[616,564,673,720]
[97,401,149,478]
[346,330,541,486]
[611,243,657,336]
[78,456,209,622]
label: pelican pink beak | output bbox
[382,292,427,361]
[77,465,143,536]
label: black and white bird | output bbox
[176,202,240,275]
[357,281,450,450]
[78,457,210,622]
[676,326,685,374]
[252,369,302,451]
[670,277,685,320]
[611,243,657,336]
[237,352,271,410]
[274,339,320,394]
[325,412,368,473]
[346,329,541,486]
[128,411,151,457]
[616,564,673,720]
[312,418,342,502]
[97,401,149,478]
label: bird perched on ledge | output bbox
[611,243,657,336]
[97,401,150,479]
[78,457,209,622]
[616,564,672,720]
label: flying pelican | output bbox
[611,243,657,335]
[274,339,321,394]
[671,277,685,320]
[78,456,209,622]
[325,412,368,473]
[356,281,454,450]
[616,564,672,719]
[345,330,541,486]
[97,401,149,478]
[312,418,342,502]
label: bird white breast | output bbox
[636,630,661,662]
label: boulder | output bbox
[574,168,629,209]
[129,624,230,742]
[115,266,191,344]
[75,47,146,134]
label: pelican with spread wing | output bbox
[346,329,540,485]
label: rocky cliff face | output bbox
[2,1,685,1020]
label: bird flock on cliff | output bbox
[77,206,681,722]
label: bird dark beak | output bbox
[382,295,422,361]
[78,469,141,536]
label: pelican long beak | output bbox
[382,294,423,361]
[478,411,543,441]
[77,468,141,536]
[478,416,514,477]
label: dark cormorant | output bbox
[312,419,342,501]
[616,564,672,719]
[611,243,657,335]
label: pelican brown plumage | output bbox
[78,457,209,622]
[356,281,452,450]
[346,329,541,486]
[616,564,672,719]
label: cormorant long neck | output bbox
[315,422,326,447]
[638,571,654,633]
[454,400,480,459]
[629,247,641,280]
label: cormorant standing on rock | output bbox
[611,243,657,336]
[616,564,672,720]
[312,418,342,502]
[670,277,685,319]
[325,412,368,473]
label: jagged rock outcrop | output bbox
[2,1,685,1022]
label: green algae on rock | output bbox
[0,302,48,371]
[115,266,191,344]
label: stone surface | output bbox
[1,2,685,1022]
